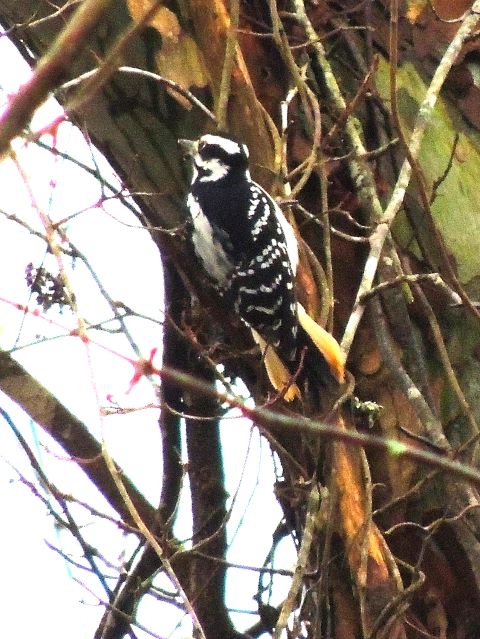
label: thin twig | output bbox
[0,0,116,157]
[101,444,207,639]
[70,574,166,639]
[370,296,450,451]
[289,84,322,198]
[59,65,216,122]
[268,0,312,126]
[65,2,164,116]
[360,272,461,305]
[322,55,379,150]
[216,0,239,129]
[412,277,480,453]
[368,560,425,639]
[295,202,370,244]
[1,1,83,35]
[274,483,319,639]
[1,408,113,597]
[341,1,480,354]
[319,148,334,330]
[358,449,374,636]
[430,133,459,203]
[147,363,480,489]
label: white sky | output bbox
[0,35,295,639]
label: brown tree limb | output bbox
[369,297,449,451]
[96,260,184,639]
[183,0,276,185]
[0,348,155,527]
[0,0,115,157]
[331,412,405,637]
[342,1,480,354]
[274,483,320,638]
[185,360,233,638]
[3,407,113,598]
[146,363,480,489]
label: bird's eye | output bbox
[198,140,206,152]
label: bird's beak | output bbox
[178,138,197,156]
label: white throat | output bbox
[194,157,229,183]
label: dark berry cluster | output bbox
[25,262,74,312]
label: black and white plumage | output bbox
[179,133,344,399]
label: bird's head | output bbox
[179,133,250,183]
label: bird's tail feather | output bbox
[251,306,344,402]
[297,303,345,384]
[251,329,301,401]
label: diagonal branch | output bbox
[0,348,155,527]
[0,0,115,157]
[341,2,480,355]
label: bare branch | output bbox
[0,348,156,527]
[0,0,115,156]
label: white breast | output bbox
[188,194,233,289]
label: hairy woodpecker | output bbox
[179,133,344,400]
